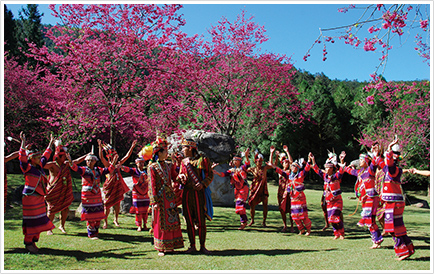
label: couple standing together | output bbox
[148,137,213,256]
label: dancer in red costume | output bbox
[98,139,136,229]
[18,132,55,253]
[148,137,184,256]
[213,148,250,230]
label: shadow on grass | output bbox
[411,256,430,261]
[180,248,338,257]
[60,232,152,244]
[4,247,150,261]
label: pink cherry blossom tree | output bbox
[166,10,311,145]
[4,57,57,147]
[26,4,187,148]
[357,78,430,167]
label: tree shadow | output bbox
[4,246,150,261]
[61,232,152,244]
[181,248,338,257]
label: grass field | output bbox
[3,173,432,271]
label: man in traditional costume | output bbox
[178,138,214,254]
[98,139,136,228]
[44,140,86,234]
[270,145,294,233]
[18,132,55,253]
[372,138,415,260]
[310,151,346,239]
[68,149,114,239]
[121,156,150,231]
[213,148,250,230]
[342,152,383,248]
[246,149,272,227]
[148,137,184,256]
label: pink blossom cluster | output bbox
[382,10,407,36]
[338,4,355,13]
[5,4,310,149]
[305,4,429,73]
[359,77,430,165]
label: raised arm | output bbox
[244,148,250,162]
[40,134,55,167]
[283,145,293,164]
[412,169,430,177]
[119,140,137,165]
[4,151,19,163]
[72,153,88,165]
[269,146,276,164]
[98,139,109,167]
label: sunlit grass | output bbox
[3,174,431,270]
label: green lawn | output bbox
[3,174,431,270]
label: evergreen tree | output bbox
[4,5,18,58]
[15,4,44,66]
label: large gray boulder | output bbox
[120,177,134,214]
[168,130,236,206]
[168,130,236,163]
[209,163,235,206]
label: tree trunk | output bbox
[110,120,116,149]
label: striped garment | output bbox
[71,164,112,223]
[45,164,74,215]
[313,164,345,237]
[123,166,150,215]
[344,165,381,230]
[102,168,130,209]
[22,194,55,244]
[148,161,184,252]
[375,168,386,220]
[19,147,55,245]
[276,164,312,232]
[375,152,414,258]
[179,155,214,246]
[277,175,291,213]
[384,202,415,257]
[222,161,250,219]
[247,165,270,206]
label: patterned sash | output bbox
[45,164,73,214]
[103,169,129,208]
[183,158,201,186]
[183,158,214,220]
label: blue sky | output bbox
[5,3,431,82]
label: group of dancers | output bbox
[5,131,424,260]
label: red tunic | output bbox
[148,161,184,251]
[46,163,74,215]
[19,147,55,242]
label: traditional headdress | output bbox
[291,158,304,169]
[85,145,99,162]
[324,150,337,168]
[138,144,153,161]
[181,138,197,148]
[391,144,401,154]
[151,136,169,160]
[359,153,372,164]
[54,139,67,160]
[26,144,41,159]
[279,152,289,164]
[391,144,403,161]
[101,141,117,158]
[135,156,146,163]
[232,156,243,162]
[254,150,264,161]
